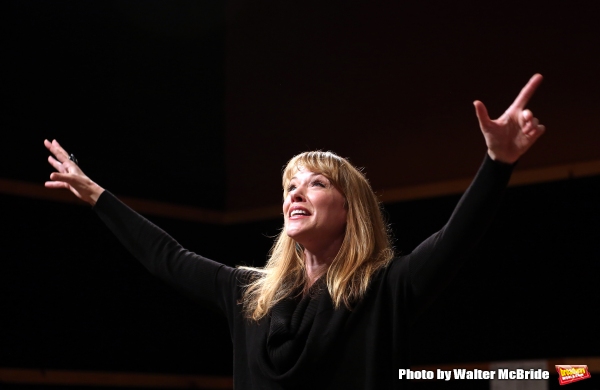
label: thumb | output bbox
[473,100,492,129]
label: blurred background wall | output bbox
[2,0,599,388]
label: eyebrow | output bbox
[289,172,325,181]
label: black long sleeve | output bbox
[94,191,239,312]
[389,154,514,313]
[93,154,513,390]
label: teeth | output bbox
[291,210,308,216]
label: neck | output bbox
[302,237,343,287]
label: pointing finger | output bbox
[510,74,543,110]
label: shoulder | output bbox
[218,266,263,289]
[379,256,412,299]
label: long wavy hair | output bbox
[241,151,394,321]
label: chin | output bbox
[285,227,305,241]
[285,229,299,239]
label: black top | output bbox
[94,155,513,390]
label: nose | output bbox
[290,186,306,203]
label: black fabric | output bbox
[94,154,513,389]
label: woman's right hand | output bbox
[44,139,105,206]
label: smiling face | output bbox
[283,168,347,248]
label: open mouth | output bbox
[289,207,311,217]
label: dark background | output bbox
[2,0,599,387]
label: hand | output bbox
[44,139,105,206]
[474,74,546,164]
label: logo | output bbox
[555,365,591,385]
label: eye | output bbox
[312,180,326,187]
[287,184,296,192]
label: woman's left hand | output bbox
[474,74,546,164]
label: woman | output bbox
[44,74,545,389]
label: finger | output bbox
[520,109,542,134]
[48,155,66,173]
[45,181,70,189]
[524,123,546,141]
[49,172,80,186]
[510,73,543,110]
[53,139,71,161]
[49,139,70,163]
[473,100,493,128]
[524,119,545,137]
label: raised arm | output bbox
[404,155,513,312]
[44,139,239,311]
[395,74,546,313]
[93,190,231,309]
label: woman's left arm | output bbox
[399,74,546,312]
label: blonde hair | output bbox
[241,151,394,321]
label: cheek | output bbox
[327,199,347,230]
[282,198,290,213]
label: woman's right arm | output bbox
[44,139,234,309]
[93,190,228,307]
